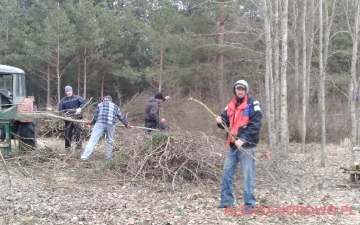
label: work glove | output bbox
[126,124,131,129]
[75,108,82,115]
[87,120,93,125]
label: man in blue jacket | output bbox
[214,80,262,214]
[58,85,87,149]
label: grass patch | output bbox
[351,205,360,213]
[259,198,268,204]
[220,217,234,222]
[93,154,128,173]
[177,208,184,214]
[164,204,173,210]
[141,132,178,153]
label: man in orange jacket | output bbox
[214,80,262,213]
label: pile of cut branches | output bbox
[114,131,226,187]
[8,119,227,187]
[37,116,92,139]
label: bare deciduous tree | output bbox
[345,0,360,163]
[274,0,281,145]
[319,0,326,167]
[217,0,226,107]
[280,0,289,155]
[301,0,308,154]
[262,0,276,149]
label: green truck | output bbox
[0,65,37,156]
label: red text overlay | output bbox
[224,205,356,216]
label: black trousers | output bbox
[64,121,82,148]
[145,120,166,134]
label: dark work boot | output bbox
[214,204,232,208]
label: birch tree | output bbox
[345,0,360,163]
[217,0,226,107]
[318,0,337,166]
[274,0,281,145]
[319,0,326,166]
[301,0,316,152]
[292,0,300,129]
[301,0,307,153]
[280,0,289,155]
[306,0,316,109]
[262,0,276,149]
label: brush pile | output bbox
[17,116,227,186]
[116,131,225,185]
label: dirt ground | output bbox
[1,132,360,225]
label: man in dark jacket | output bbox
[144,92,170,134]
[213,80,262,214]
[58,85,87,149]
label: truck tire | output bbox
[18,121,36,148]
[11,121,19,139]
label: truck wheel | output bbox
[11,121,19,139]
[18,121,36,148]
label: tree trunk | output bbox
[274,0,280,145]
[280,0,289,155]
[306,0,315,109]
[301,0,307,154]
[350,0,360,164]
[323,0,335,70]
[77,56,81,95]
[159,43,163,92]
[47,63,50,107]
[5,21,9,64]
[99,64,109,99]
[195,60,199,94]
[217,0,225,107]
[263,0,275,149]
[319,0,326,167]
[83,46,87,99]
[319,0,336,166]
[292,1,300,130]
[101,69,105,99]
[56,38,61,104]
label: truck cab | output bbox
[0,65,36,156]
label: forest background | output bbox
[1,0,360,160]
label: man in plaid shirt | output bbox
[80,95,131,161]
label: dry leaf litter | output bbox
[1,127,360,225]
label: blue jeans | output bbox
[81,123,115,160]
[145,120,166,134]
[220,145,256,207]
